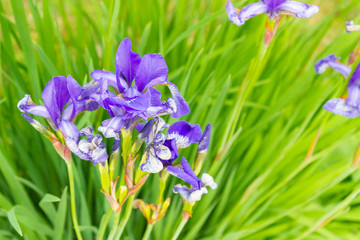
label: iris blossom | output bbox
[18,76,99,131]
[139,118,202,173]
[226,0,319,26]
[91,38,190,136]
[60,124,108,164]
[324,62,360,118]
[168,157,217,203]
[315,55,351,79]
[346,21,360,33]
[17,76,105,164]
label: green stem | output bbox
[142,223,154,240]
[108,212,120,240]
[97,208,112,240]
[66,162,83,240]
[171,218,188,240]
[114,194,135,239]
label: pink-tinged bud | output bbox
[101,177,121,213]
[264,17,282,47]
[52,141,71,163]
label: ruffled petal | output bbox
[315,55,351,79]
[226,1,245,26]
[173,184,208,203]
[323,98,360,118]
[276,1,319,18]
[346,21,360,33]
[167,83,190,118]
[17,94,50,118]
[90,70,126,91]
[140,148,164,173]
[98,116,124,139]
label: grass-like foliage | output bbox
[1,0,360,239]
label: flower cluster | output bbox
[18,38,216,224]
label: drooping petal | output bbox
[348,62,360,87]
[98,116,124,139]
[154,145,172,160]
[239,2,268,22]
[115,38,141,87]
[90,147,108,164]
[161,139,178,164]
[276,1,319,18]
[198,124,211,152]
[167,121,202,148]
[41,76,71,125]
[140,148,164,173]
[346,85,360,108]
[135,54,169,92]
[346,21,360,33]
[17,94,51,118]
[58,120,79,142]
[173,184,208,203]
[323,98,360,118]
[167,83,190,118]
[226,1,245,26]
[167,157,201,190]
[201,173,217,189]
[315,55,351,79]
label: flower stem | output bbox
[108,211,120,240]
[171,218,188,240]
[114,194,135,239]
[97,208,112,240]
[142,223,153,240]
[66,161,83,240]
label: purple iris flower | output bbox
[168,157,217,203]
[346,21,360,33]
[18,76,100,131]
[324,62,360,118]
[198,124,211,152]
[226,0,319,26]
[139,119,202,173]
[315,55,351,79]
[18,76,105,164]
[60,124,108,164]
[91,38,190,134]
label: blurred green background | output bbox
[2,0,360,239]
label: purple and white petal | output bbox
[346,21,360,33]
[315,55,351,79]
[98,116,124,139]
[276,1,319,18]
[154,145,172,160]
[348,63,360,87]
[91,70,125,91]
[346,85,360,108]
[198,124,211,152]
[201,173,217,189]
[90,147,108,164]
[17,94,50,118]
[173,184,208,203]
[239,2,268,22]
[115,38,141,87]
[140,148,164,173]
[226,1,245,26]
[135,53,169,92]
[323,98,360,118]
[166,83,190,118]
[167,121,202,148]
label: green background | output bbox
[1,0,360,239]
